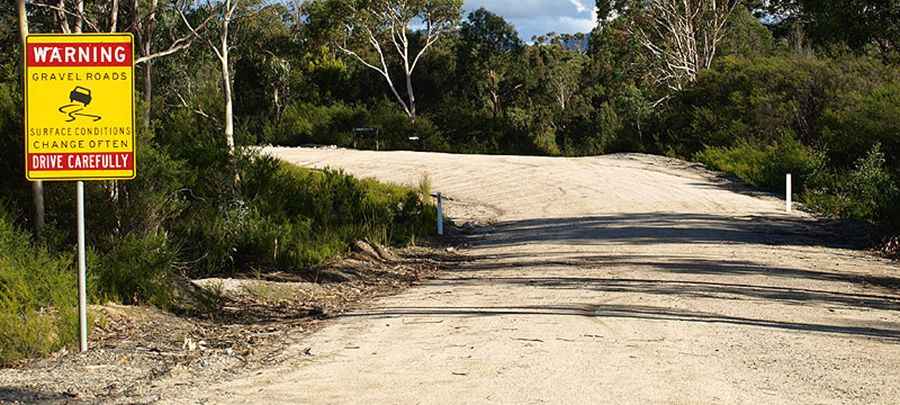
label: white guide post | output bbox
[786,173,792,213]
[436,192,444,236]
[76,181,88,352]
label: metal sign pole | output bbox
[76,181,88,352]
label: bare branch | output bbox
[179,4,224,61]
[337,46,387,76]
[136,12,216,65]
[629,0,739,93]
[135,37,192,65]
[329,0,460,120]
[31,1,104,33]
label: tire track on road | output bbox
[186,147,900,405]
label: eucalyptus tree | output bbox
[181,0,245,154]
[597,0,742,93]
[306,0,463,120]
[133,0,216,129]
[545,48,585,113]
[458,7,523,116]
[762,0,899,63]
[17,0,45,237]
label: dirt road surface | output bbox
[176,147,900,404]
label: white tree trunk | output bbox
[222,51,235,153]
[176,0,238,155]
[56,0,71,33]
[339,27,413,118]
[404,71,416,120]
[74,0,84,33]
[338,6,450,121]
[140,0,159,129]
[110,0,119,32]
[19,0,45,237]
[222,0,236,154]
[402,42,417,121]
[488,70,500,117]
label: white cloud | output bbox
[568,0,588,14]
[463,0,597,40]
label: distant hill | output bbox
[561,33,591,52]
[531,33,591,52]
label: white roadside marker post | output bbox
[76,181,88,352]
[786,173,792,213]
[436,192,444,236]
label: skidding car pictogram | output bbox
[59,86,102,122]
[69,86,93,106]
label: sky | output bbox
[463,0,599,41]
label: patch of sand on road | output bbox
[174,147,900,404]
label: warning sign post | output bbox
[25,33,136,181]
[24,33,136,353]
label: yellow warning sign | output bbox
[24,34,135,181]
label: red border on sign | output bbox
[28,152,135,171]
[26,42,133,67]
[24,33,137,181]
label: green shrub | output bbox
[718,6,774,59]
[93,232,179,309]
[506,106,560,155]
[259,100,449,152]
[803,144,900,226]
[666,54,897,156]
[260,102,362,146]
[594,101,624,154]
[695,134,824,191]
[821,82,900,170]
[0,211,79,366]
[272,162,436,246]
[173,151,436,278]
[428,101,534,154]
[86,142,191,240]
[0,83,29,215]
[667,54,900,235]
[355,102,449,151]
[407,117,450,152]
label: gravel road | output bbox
[175,147,900,404]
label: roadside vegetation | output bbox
[2,0,898,363]
[678,55,900,230]
[0,124,435,365]
[2,0,437,364]
[0,212,77,364]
